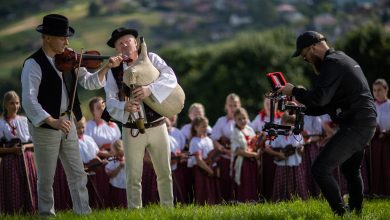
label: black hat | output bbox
[106,27,138,48]
[36,14,75,37]
[292,31,326,57]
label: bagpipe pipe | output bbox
[262,72,306,141]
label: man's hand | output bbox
[132,86,152,101]
[278,83,295,96]
[45,117,71,134]
[124,100,140,113]
[106,55,123,69]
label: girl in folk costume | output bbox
[76,117,108,209]
[250,97,282,201]
[301,115,323,197]
[180,103,212,142]
[167,116,191,204]
[230,107,261,202]
[188,116,221,205]
[370,78,390,196]
[0,91,37,214]
[210,93,241,202]
[86,96,121,151]
[85,96,121,207]
[264,113,308,202]
[105,140,127,208]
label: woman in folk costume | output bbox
[210,93,241,202]
[76,117,108,209]
[105,140,127,208]
[0,91,37,214]
[180,103,212,142]
[370,78,390,196]
[167,116,191,204]
[85,96,121,207]
[230,107,261,202]
[264,113,308,202]
[250,97,282,201]
[188,116,221,205]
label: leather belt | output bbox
[123,118,165,129]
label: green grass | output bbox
[1,198,390,220]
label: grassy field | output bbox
[1,198,389,220]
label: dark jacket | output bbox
[292,49,376,127]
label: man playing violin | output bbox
[21,14,121,217]
[103,27,176,209]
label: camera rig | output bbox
[262,72,306,140]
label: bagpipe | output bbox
[262,72,306,140]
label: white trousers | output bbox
[29,121,91,216]
[122,123,173,209]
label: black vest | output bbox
[26,48,83,129]
[110,63,162,123]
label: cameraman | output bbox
[279,31,376,216]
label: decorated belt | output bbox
[123,117,165,129]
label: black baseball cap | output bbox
[292,31,326,57]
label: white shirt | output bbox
[21,53,106,127]
[169,127,186,151]
[78,134,100,164]
[375,100,390,131]
[270,134,304,166]
[187,136,214,168]
[104,52,177,124]
[210,116,235,141]
[85,120,121,148]
[0,116,31,143]
[105,160,126,189]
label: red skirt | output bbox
[233,157,259,202]
[301,142,321,197]
[172,162,192,204]
[53,159,72,210]
[109,185,127,208]
[0,150,37,214]
[193,166,221,205]
[272,164,308,202]
[86,174,103,209]
[259,152,276,201]
[368,135,390,195]
[142,161,159,205]
[217,157,234,202]
[94,166,112,208]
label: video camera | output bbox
[262,72,306,140]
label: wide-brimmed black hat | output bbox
[292,31,326,57]
[36,14,74,37]
[107,27,138,48]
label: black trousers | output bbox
[311,126,375,215]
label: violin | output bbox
[55,47,134,72]
[54,48,111,72]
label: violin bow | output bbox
[65,48,83,139]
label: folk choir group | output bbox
[0,13,389,216]
[0,79,389,214]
